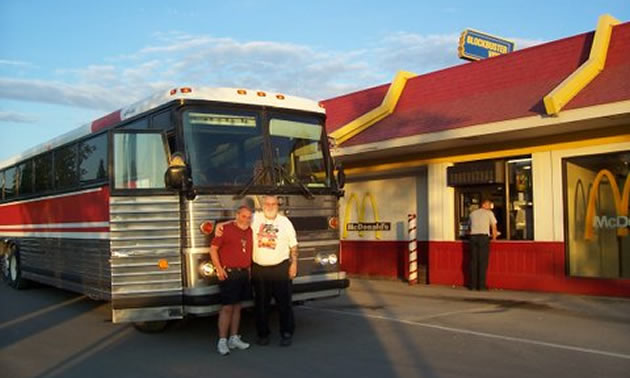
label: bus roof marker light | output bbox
[169,89,177,95]
[257,91,266,97]
[237,89,247,95]
[276,94,285,100]
[180,87,192,94]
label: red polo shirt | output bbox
[211,222,253,269]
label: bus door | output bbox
[109,130,184,323]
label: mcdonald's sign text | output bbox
[584,169,630,240]
[346,222,391,232]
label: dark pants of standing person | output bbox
[469,234,490,290]
[252,260,295,338]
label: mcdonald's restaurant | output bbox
[321,15,630,297]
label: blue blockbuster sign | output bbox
[458,29,515,61]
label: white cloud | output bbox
[0,59,37,68]
[0,31,546,112]
[0,111,38,123]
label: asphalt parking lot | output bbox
[1,278,630,378]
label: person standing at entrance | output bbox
[468,199,498,291]
[209,205,253,355]
[252,195,298,346]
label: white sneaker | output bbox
[217,338,230,355]
[228,335,250,350]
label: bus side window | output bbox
[4,167,16,200]
[122,118,148,130]
[0,170,4,200]
[79,134,108,185]
[55,143,79,190]
[113,133,169,189]
[34,153,54,193]
[151,110,172,131]
[17,160,34,196]
[167,133,177,156]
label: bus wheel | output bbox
[2,244,29,289]
[133,320,169,333]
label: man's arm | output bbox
[209,245,228,281]
[489,212,499,240]
[289,246,298,279]
[491,223,498,240]
[287,217,299,279]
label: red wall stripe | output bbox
[340,240,630,297]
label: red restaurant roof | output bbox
[321,22,630,147]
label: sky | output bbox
[1,0,628,161]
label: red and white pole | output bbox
[408,213,418,285]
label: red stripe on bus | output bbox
[0,187,110,226]
[0,227,109,233]
[91,110,122,133]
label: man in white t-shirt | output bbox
[251,195,298,347]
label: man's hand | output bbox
[215,221,231,237]
[289,261,297,279]
[217,267,228,281]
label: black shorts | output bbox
[218,269,252,305]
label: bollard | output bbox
[408,213,418,285]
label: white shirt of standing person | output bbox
[252,211,298,266]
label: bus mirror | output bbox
[336,163,346,189]
[165,165,187,189]
[165,153,189,190]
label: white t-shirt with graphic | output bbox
[252,212,298,266]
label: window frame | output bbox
[451,155,534,241]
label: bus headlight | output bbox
[199,262,215,277]
[328,253,338,265]
[315,253,337,266]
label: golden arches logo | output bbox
[342,192,386,240]
[584,169,630,240]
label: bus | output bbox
[0,86,349,331]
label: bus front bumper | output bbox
[183,272,349,315]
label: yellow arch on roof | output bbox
[330,70,416,145]
[543,14,620,115]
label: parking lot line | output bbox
[302,306,630,361]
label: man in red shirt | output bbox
[210,205,253,355]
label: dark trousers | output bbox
[252,260,294,338]
[469,234,490,290]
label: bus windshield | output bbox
[183,109,330,190]
[269,116,330,188]
[183,110,264,187]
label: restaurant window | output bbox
[448,156,533,240]
[564,151,630,279]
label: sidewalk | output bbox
[331,277,630,324]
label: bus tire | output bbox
[133,320,169,333]
[2,243,29,289]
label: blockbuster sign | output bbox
[458,29,515,61]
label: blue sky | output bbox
[1,1,628,161]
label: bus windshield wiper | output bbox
[273,164,314,199]
[233,164,270,200]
